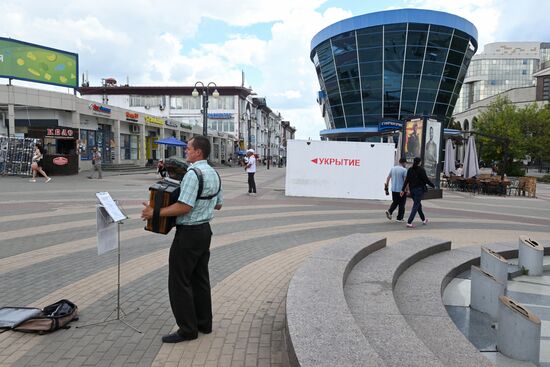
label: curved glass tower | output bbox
[310,9,478,139]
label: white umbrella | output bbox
[395,132,402,164]
[443,139,456,176]
[463,135,480,178]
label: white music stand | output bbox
[77,192,141,333]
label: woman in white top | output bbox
[30,143,52,183]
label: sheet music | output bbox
[96,206,118,255]
[95,192,127,222]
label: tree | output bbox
[446,117,462,130]
[521,103,550,165]
[474,97,525,172]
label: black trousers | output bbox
[169,223,212,338]
[388,191,407,220]
[248,172,256,193]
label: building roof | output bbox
[533,66,550,77]
[310,8,478,58]
[78,85,253,98]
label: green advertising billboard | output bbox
[0,37,78,88]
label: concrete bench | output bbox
[284,234,548,367]
[285,235,450,367]
[284,234,387,367]
[345,237,451,367]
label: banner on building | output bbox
[0,37,78,88]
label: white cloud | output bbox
[2,1,547,140]
[403,0,500,48]
[276,90,302,99]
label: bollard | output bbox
[480,247,509,284]
[497,296,541,365]
[518,236,544,276]
[470,265,506,320]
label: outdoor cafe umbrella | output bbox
[153,136,187,147]
[463,135,480,179]
[395,131,402,165]
[443,138,456,176]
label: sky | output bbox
[1,0,550,139]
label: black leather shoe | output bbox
[198,326,212,334]
[161,332,197,343]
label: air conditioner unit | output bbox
[130,125,140,134]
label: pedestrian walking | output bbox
[30,143,52,183]
[141,136,223,343]
[245,149,257,196]
[400,157,435,228]
[88,146,102,179]
[385,158,407,222]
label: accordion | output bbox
[145,177,181,234]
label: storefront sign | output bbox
[378,120,403,131]
[46,127,76,138]
[53,156,69,166]
[89,103,111,114]
[208,113,233,119]
[144,116,164,125]
[180,122,192,129]
[0,37,78,88]
[165,119,178,127]
[125,112,139,121]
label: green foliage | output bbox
[506,162,525,177]
[446,117,462,130]
[474,98,550,173]
[538,175,550,183]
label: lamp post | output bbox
[267,121,271,170]
[192,81,219,137]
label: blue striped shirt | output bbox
[176,160,223,225]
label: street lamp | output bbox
[192,81,219,137]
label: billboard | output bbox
[424,119,442,179]
[285,140,394,200]
[404,118,423,162]
[0,37,78,88]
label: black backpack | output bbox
[2,300,79,334]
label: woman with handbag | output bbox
[30,144,52,183]
[400,157,433,228]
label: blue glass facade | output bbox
[310,9,478,139]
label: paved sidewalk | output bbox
[0,166,549,366]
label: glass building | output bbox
[454,42,550,114]
[310,9,478,140]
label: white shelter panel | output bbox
[285,140,394,200]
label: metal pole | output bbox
[202,89,208,137]
[117,221,121,320]
[267,127,271,170]
[247,117,251,149]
